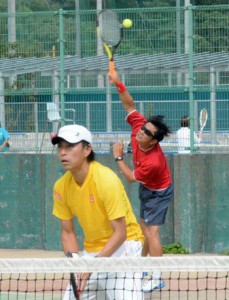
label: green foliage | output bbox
[193,0,229,4]
[163,242,190,254]
[3,0,229,13]
[221,250,229,255]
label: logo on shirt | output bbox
[89,195,95,203]
[53,190,62,201]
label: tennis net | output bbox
[0,255,228,299]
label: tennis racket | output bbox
[199,108,208,133]
[97,9,123,79]
[66,252,80,300]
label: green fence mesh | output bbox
[0,6,229,153]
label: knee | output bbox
[144,226,160,239]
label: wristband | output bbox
[115,81,126,93]
[66,251,80,259]
[72,252,80,258]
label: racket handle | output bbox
[109,60,115,83]
[77,288,81,299]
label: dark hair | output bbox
[81,140,95,162]
[56,139,95,162]
[180,116,190,127]
[146,115,172,142]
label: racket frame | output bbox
[199,108,208,133]
[97,9,123,77]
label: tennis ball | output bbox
[122,19,133,29]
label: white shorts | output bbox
[63,240,143,300]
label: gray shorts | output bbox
[139,183,174,226]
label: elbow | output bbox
[122,228,127,242]
[126,173,136,183]
[127,177,135,183]
[126,106,135,114]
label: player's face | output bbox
[136,122,158,147]
[57,140,91,170]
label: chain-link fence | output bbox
[3,98,228,153]
[0,6,229,153]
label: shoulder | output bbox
[2,128,9,136]
[54,171,72,190]
[92,161,118,178]
[126,111,146,132]
[91,161,122,186]
[151,143,164,157]
[177,127,189,134]
[127,110,145,121]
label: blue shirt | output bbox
[0,128,10,152]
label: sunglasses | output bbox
[141,124,155,139]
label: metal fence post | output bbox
[187,5,195,152]
[59,9,65,127]
[0,72,5,127]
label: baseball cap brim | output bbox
[51,125,92,145]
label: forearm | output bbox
[116,160,136,183]
[113,141,136,182]
[110,72,135,113]
[0,139,9,150]
[97,219,127,257]
[97,231,126,258]
[116,86,135,114]
[61,229,79,254]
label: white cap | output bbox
[51,125,92,145]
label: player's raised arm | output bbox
[109,71,135,114]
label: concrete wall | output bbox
[0,153,228,253]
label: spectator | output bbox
[0,123,10,153]
[176,115,202,154]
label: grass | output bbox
[163,242,189,254]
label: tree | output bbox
[193,0,229,4]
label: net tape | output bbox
[0,256,228,273]
[0,256,228,300]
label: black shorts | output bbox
[139,183,174,226]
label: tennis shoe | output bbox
[142,272,148,277]
[143,276,166,293]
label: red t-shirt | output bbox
[126,110,172,190]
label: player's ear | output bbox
[149,139,158,146]
[84,143,92,154]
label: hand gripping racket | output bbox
[199,108,208,133]
[97,9,123,79]
[66,252,80,300]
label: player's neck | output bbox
[139,140,157,151]
[71,163,90,186]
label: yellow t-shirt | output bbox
[53,161,144,252]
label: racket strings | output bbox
[98,11,121,46]
[200,109,208,132]
[201,112,207,124]
[200,110,208,126]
